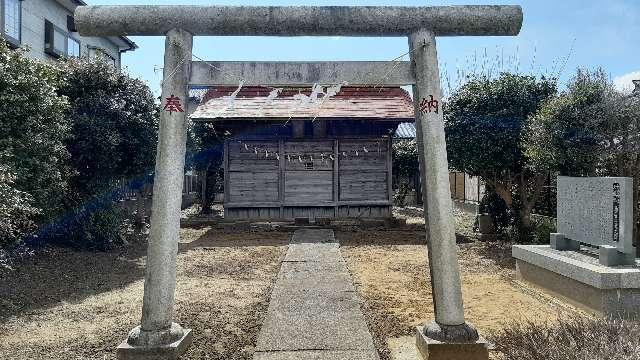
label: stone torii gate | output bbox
[75,5,522,360]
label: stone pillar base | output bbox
[416,326,489,360]
[116,328,193,360]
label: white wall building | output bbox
[1,0,136,68]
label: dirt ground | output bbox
[0,229,288,360]
[1,208,579,360]
[338,226,574,360]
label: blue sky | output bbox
[90,0,640,96]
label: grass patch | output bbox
[491,315,640,360]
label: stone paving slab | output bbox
[284,243,341,262]
[253,350,380,360]
[254,229,379,360]
[273,278,354,294]
[256,310,374,351]
[290,228,337,243]
[274,262,354,293]
[279,259,349,274]
[268,291,364,314]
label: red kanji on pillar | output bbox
[163,94,184,113]
[419,95,439,114]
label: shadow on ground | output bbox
[467,241,516,269]
[1,228,289,360]
[338,230,427,247]
[178,228,291,252]
[0,227,292,323]
[0,242,147,321]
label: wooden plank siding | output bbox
[339,172,388,201]
[333,139,339,216]
[224,137,392,219]
[278,140,285,217]
[228,172,279,202]
[284,171,333,204]
[338,139,389,202]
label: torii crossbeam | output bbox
[75,5,522,360]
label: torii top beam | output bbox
[74,5,522,37]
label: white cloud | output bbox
[613,70,640,94]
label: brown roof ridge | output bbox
[201,85,412,104]
[192,86,415,120]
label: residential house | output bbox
[1,0,136,67]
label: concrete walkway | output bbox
[253,229,379,360]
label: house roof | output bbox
[60,1,137,52]
[394,122,416,139]
[190,86,416,121]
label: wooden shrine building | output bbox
[191,86,415,220]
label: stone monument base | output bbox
[513,245,640,318]
[116,329,193,360]
[415,327,489,360]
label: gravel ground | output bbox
[0,228,288,360]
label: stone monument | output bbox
[74,5,523,359]
[554,176,635,265]
[514,176,640,318]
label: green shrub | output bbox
[393,139,419,179]
[0,42,157,250]
[491,316,640,360]
[531,215,556,244]
[50,57,157,250]
[392,139,419,207]
[0,42,70,229]
[59,58,157,200]
[479,186,512,233]
[446,73,557,230]
[0,163,39,248]
[53,203,130,251]
[393,182,411,207]
[504,215,556,244]
[504,223,533,243]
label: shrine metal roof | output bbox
[394,122,417,139]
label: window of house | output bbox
[67,36,80,57]
[44,20,67,58]
[66,15,75,33]
[2,0,21,47]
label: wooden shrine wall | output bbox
[224,137,392,219]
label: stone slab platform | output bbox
[415,327,489,360]
[116,329,192,360]
[254,229,379,360]
[513,245,640,317]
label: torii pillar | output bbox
[409,29,486,358]
[75,5,522,360]
[115,28,195,359]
